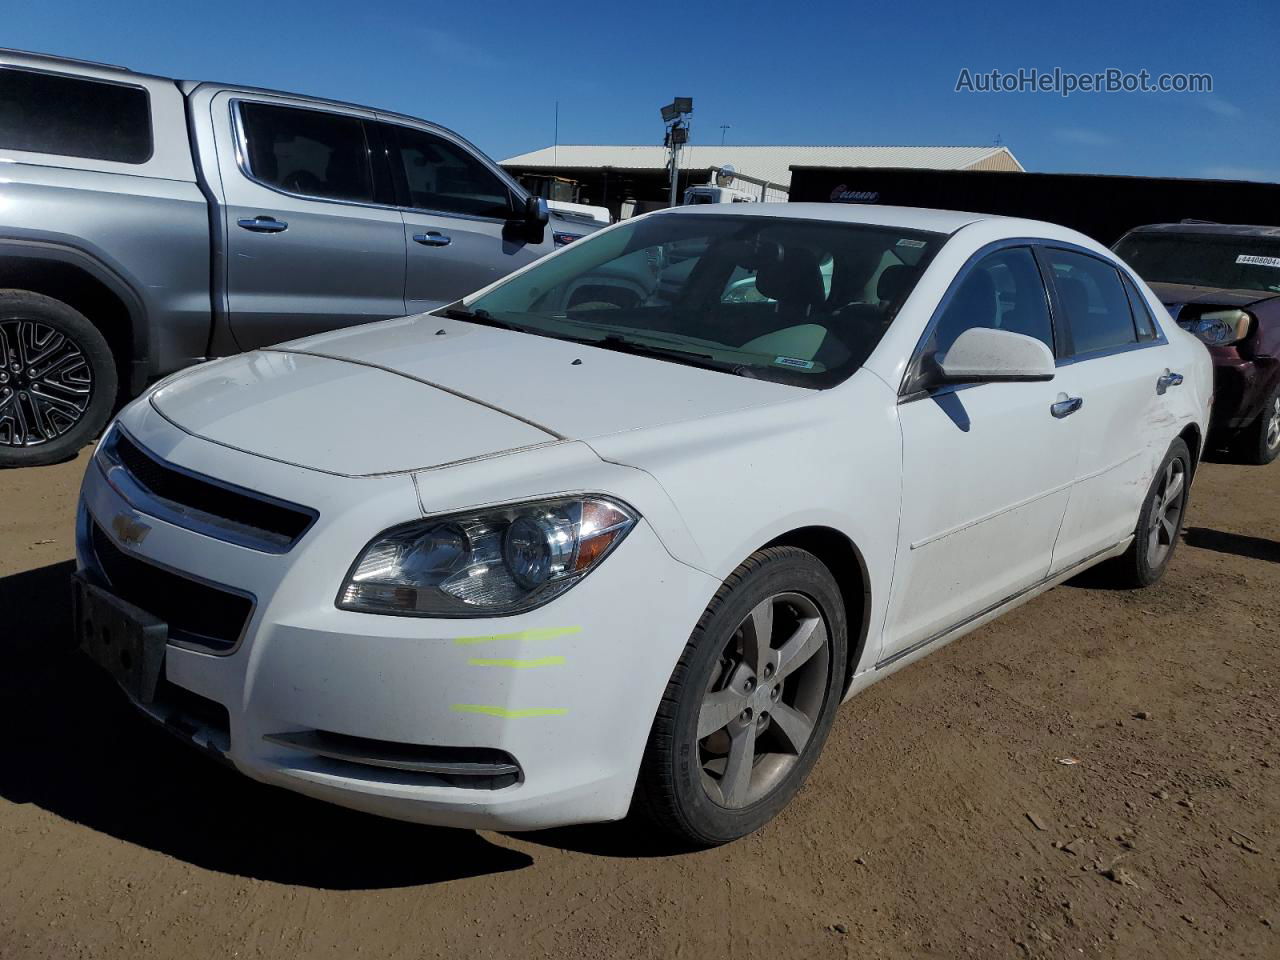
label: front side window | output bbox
[1043,249,1137,356]
[239,102,374,203]
[925,247,1055,362]
[384,124,512,219]
[0,67,151,164]
[465,214,944,388]
[1113,231,1280,295]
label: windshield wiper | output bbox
[568,333,744,375]
[441,306,526,332]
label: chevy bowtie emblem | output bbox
[111,512,151,547]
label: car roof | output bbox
[1125,222,1280,239]
[656,201,1012,235]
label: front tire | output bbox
[1239,384,1280,466]
[0,290,117,468]
[1102,438,1192,588]
[636,547,848,845]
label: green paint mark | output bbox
[467,656,566,669]
[450,704,569,719]
[452,626,582,646]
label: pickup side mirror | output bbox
[525,195,549,226]
[511,195,549,245]
[935,327,1056,384]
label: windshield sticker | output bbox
[1237,254,1280,269]
[774,356,815,369]
[896,238,927,249]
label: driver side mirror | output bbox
[933,327,1056,384]
[516,195,549,245]
[525,195,549,226]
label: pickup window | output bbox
[380,123,513,220]
[238,101,375,204]
[0,66,151,164]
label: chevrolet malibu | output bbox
[74,204,1211,845]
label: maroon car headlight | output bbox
[1183,309,1253,347]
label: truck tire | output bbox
[0,290,117,468]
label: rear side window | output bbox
[1043,249,1137,356]
[1121,273,1159,341]
[383,123,513,219]
[239,102,374,204]
[0,67,151,164]
[928,246,1055,358]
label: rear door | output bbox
[881,245,1081,663]
[1043,247,1184,572]
[378,120,553,313]
[209,92,406,349]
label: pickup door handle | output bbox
[237,216,288,233]
[413,232,452,247]
[1157,371,1184,394]
[1051,396,1084,419]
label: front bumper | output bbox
[1206,349,1278,434]
[75,409,718,831]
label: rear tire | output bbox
[0,290,117,468]
[1101,438,1192,588]
[1239,384,1280,466]
[635,546,848,846]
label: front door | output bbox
[212,93,406,349]
[378,121,550,313]
[881,246,1081,662]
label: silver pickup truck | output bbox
[0,48,600,466]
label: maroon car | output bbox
[1114,222,1280,464]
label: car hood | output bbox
[150,314,802,475]
[1148,281,1280,318]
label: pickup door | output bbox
[375,118,553,314]
[206,91,406,350]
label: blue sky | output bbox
[7,0,1278,181]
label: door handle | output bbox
[1051,396,1084,419]
[1157,371,1184,394]
[413,232,452,247]
[237,216,288,233]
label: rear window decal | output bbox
[1236,254,1280,269]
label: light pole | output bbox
[661,97,693,207]
[720,124,730,146]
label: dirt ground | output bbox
[0,448,1276,960]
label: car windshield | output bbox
[1114,232,1280,295]
[463,213,945,388]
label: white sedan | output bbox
[74,203,1211,844]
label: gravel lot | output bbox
[1,448,1276,959]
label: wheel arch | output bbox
[0,240,149,395]
[761,525,871,696]
[1178,421,1203,479]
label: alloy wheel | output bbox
[1266,395,1280,453]
[1146,458,1186,569]
[696,592,831,808]
[0,318,94,448]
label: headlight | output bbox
[1181,309,1253,346]
[337,496,637,617]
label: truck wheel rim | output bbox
[0,319,94,447]
[696,592,830,809]
[1146,459,1186,569]
[1266,396,1280,452]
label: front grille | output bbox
[89,520,253,653]
[111,430,315,550]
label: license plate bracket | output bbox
[72,572,168,704]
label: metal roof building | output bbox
[501,144,1023,215]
